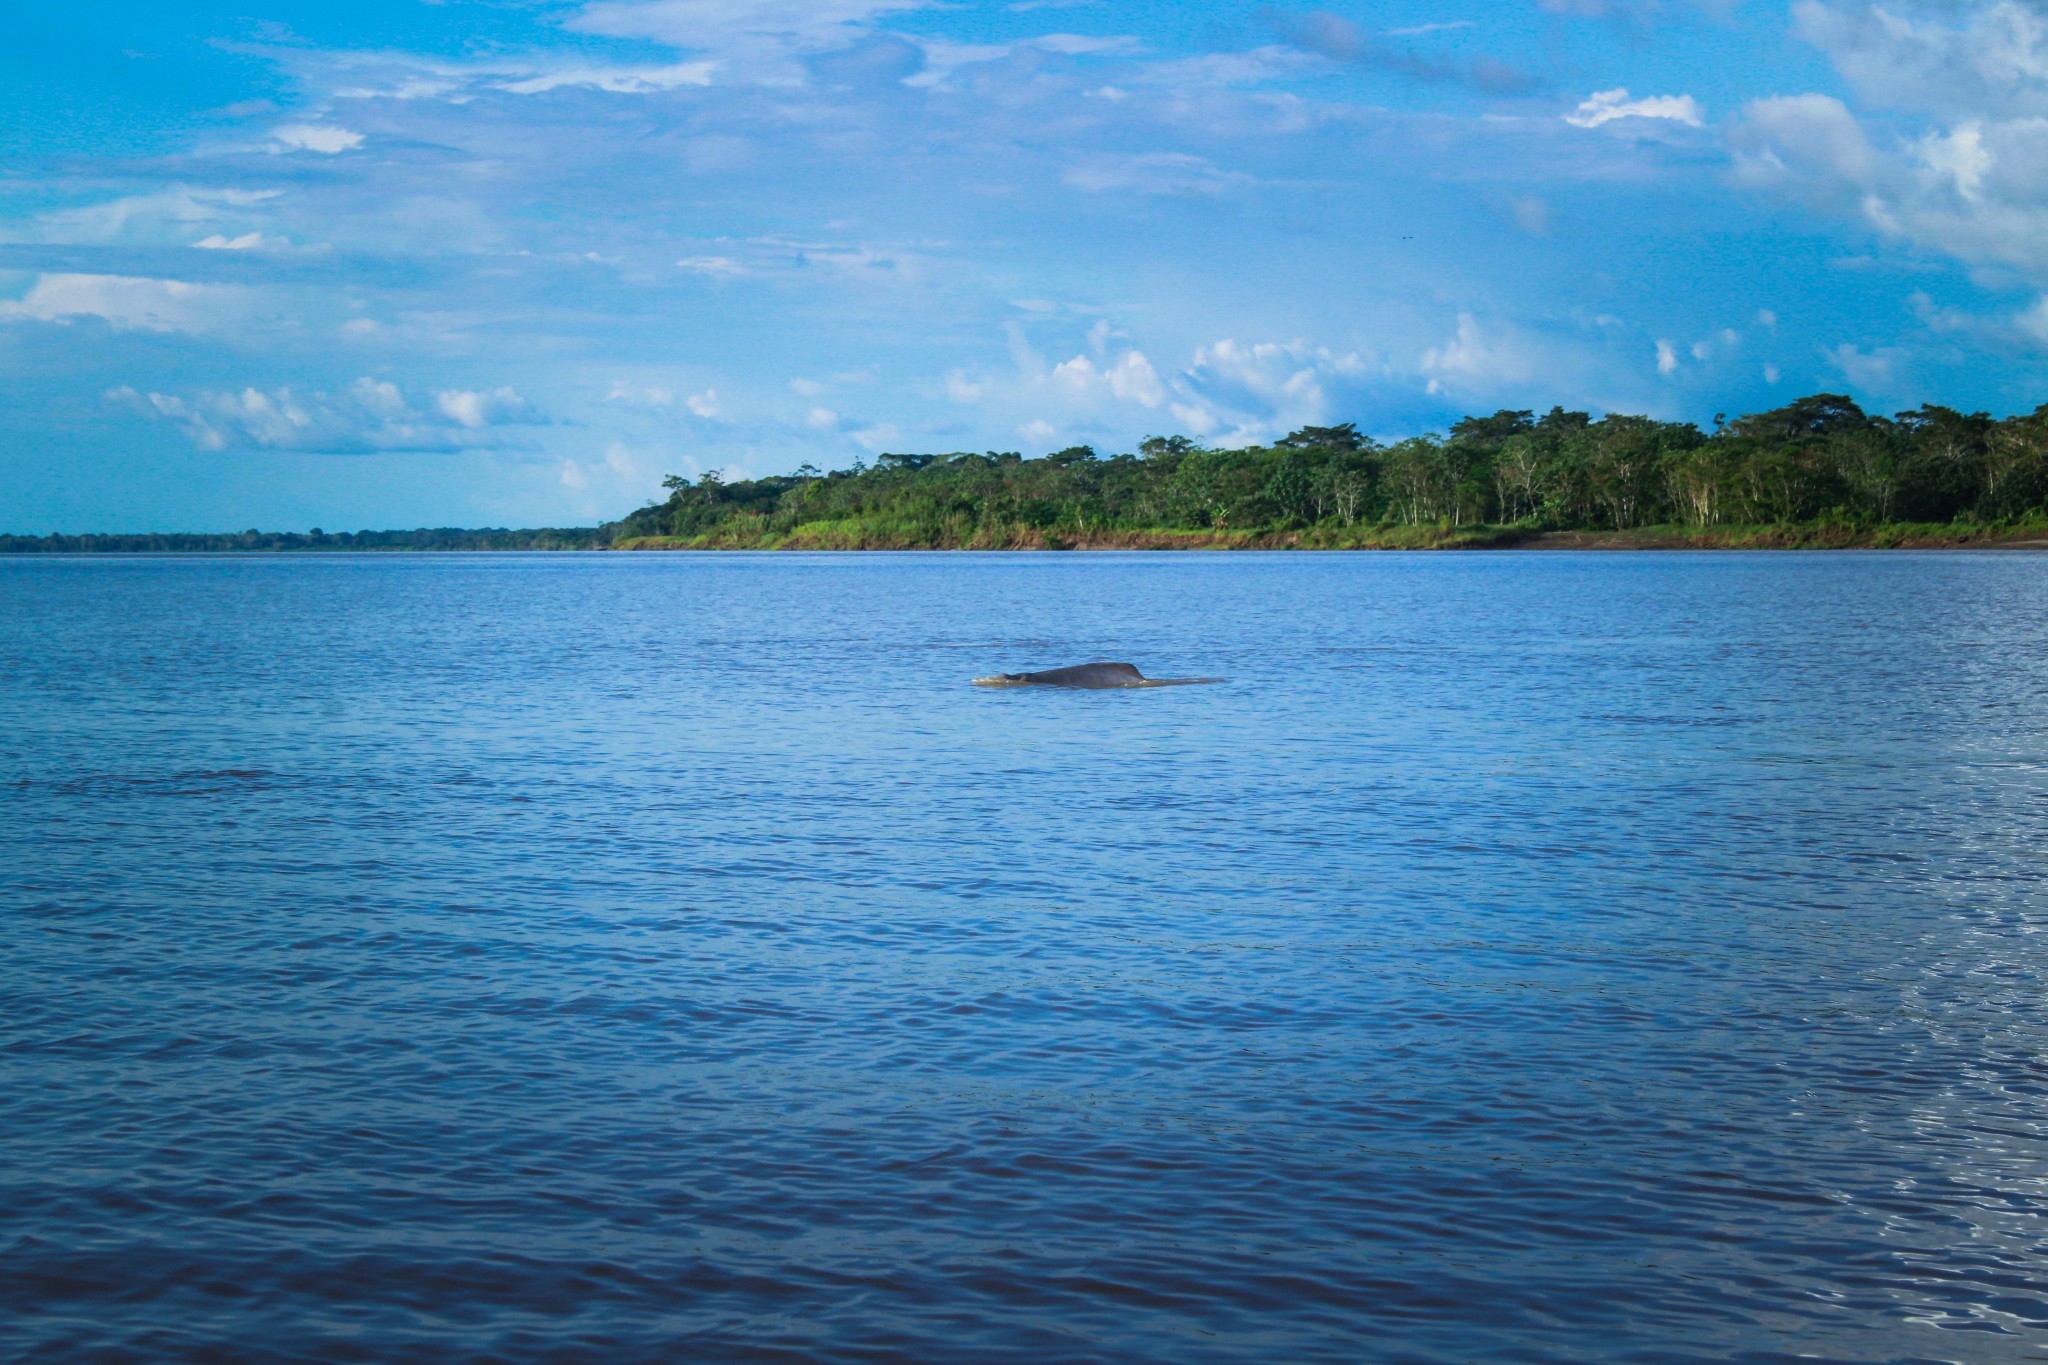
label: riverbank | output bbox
[607,520,2048,551]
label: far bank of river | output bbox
[8,522,2048,554]
[606,521,2048,551]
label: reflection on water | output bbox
[2,551,2046,1363]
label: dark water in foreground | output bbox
[4,552,2048,1364]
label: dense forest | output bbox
[611,394,2048,549]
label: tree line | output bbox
[0,527,607,553]
[615,394,2048,547]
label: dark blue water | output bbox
[5,552,2048,1364]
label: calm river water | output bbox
[4,551,2047,1364]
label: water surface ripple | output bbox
[4,552,2047,1363]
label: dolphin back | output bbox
[1014,662,1147,688]
[971,661,1223,689]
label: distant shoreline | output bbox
[608,525,2048,550]
[7,523,2048,553]
[25,394,2048,555]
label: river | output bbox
[4,551,2045,1362]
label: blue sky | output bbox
[5,0,2047,530]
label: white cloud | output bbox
[138,387,310,450]
[902,39,1011,87]
[3,188,280,247]
[798,244,924,283]
[1827,342,1899,389]
[607,382,676,407]
[940,329,1370,448]
[676,239,931,284]
[807,406,841,428]
[1135,43,1324,91]
[328,60,469,102]
[2016,295,2048,345]
[1185,338,1356,412]
[1918,122,1990,201]
[1793,0,2048,119]
[556,442,664,514]
[1732,85,2048,280]
[0,273,242,333]
[434,387,536,428]
[1509,195,1550,235]
[322,49,719,102]
[1420,313,1538,393]
[893,30,1136,89]
[1050,350,1166,406]
[111,378,543,452]
[687,389,722,417]
[1034,33,1138,55]
[570,0,929,44]
[1564,88,1705,129]
[1537,0,1724,19]
[1729,94,1879,207]
[192,231,280,250]
[1729,5,2048,286]
[268,124,365,154]
[349,376,410,420]
[1656,339,1679,374]
[678,255,749,278]
[566,0,936,82]
[1106,350,1166,404]
[1064,152,1253,195]
[497,60,715,94]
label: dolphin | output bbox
[971,661,1223,689]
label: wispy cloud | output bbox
[1272,10,1544,93]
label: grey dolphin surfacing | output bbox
[971,661,1223,689]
